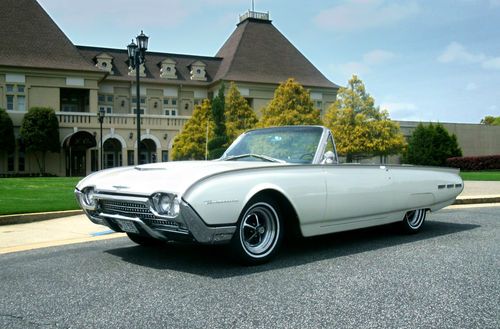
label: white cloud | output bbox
[482,57,500,70]
[465,82,478,91]
[380,102,420,120]
[437,42,485,63]
[438,42,500,70]
[314,0,420,31]
[337,49,396,77]
[363,49,396,65]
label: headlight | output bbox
[81,187,96,208]
[151,193,180,217]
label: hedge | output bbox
[446,155,500,170]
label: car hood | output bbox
[76,160,281,196]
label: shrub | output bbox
[446,155,500,170]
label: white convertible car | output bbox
[75,126,463,264]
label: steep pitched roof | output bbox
[215,18,339,89]
[77,46,222,86]
[0,0,101,72]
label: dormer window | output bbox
[189,61,207,81]
[95,53,114,74]
[160,58,177,79]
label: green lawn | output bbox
[0,177,82,215]
[460,171,500,181]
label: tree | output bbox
[323,75,406,162]
[225,82,258,142]
[0,108,15,154]
[480,115,500,125]
[171,99,214,160]
[403,123,462,166]
[207,84,229,159]
[259,78,321,127]
[20,107,60,174]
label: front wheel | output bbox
[230,197,283,265]
[401,209,427,234]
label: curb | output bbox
[0,210,84,226]
[454,196,500,205]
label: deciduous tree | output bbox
[20,107,60,174]
[480,115,500,125]
[225,82,258,142]
[172,99,214,160]
[324,75,405,162]
[259,78,321,127]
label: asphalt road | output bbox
[1,205,499,329]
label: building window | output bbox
[99,105,113,114]
[132,108,145,115]
[163,97,177,107]
[5,84,26,111]
[6,95,14,110]
[7,152,14,171]
[162,150,169,162]
[98,93,114,114]
[91,150,98,172]
[164,109,177,116]
[316,101,323,109]
[127,150,134,165]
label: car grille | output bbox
[99,199,177,227]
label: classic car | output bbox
[75,126,463,264]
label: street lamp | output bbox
[97,108,106,170]
[127,30,149,165]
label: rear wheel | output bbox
[401,209,426,233]
[230,197,283,265]
[126,233,162,247]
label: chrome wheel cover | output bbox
[239,202,279,258]
[405,209,426,229]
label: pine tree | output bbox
[224,82,258,142]
[259,78,321,127]
[404,123,462,166]
[207,84,229,159]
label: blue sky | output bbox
[38,0,500,123]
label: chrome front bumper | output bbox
[75,189,236,244]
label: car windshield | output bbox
[222,126,323,164]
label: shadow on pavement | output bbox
[105,220,479,278]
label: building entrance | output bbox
[63,131,96,176]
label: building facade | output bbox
[2,1,498,176]
[0,0,339,176]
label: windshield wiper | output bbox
[222,153,286,163]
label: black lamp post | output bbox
[127,30,149,165]
[97,108,106,170]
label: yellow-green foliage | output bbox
[259,78,321,127]
[171,99,214,160]
[225,82,258,142]
[324,75,406,161]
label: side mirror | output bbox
[321,151,335,165]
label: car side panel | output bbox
[183,166,327,227]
